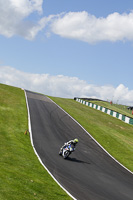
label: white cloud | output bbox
[9,0,43,16]
[20,14,55,40]
[51,11,133,43]
[0,66,133,106]
[0,0,46,39]
[1,1,133,43]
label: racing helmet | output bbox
[74,138,79,143]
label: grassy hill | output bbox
[0,83,72,200]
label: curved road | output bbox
[26,91,133,200]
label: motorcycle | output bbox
[59,144,75,159]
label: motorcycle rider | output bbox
[59,138,79,155]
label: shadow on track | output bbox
[66,157,91,165]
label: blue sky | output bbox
[0,0,133,105]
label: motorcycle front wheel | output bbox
[63,150,70,159]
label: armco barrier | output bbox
[76,98,133,125]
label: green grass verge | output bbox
[49,96,133,172]
[0,84,72,200]
[86,100,133,118]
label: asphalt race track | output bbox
[26,91,133,200]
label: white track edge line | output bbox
[47,97,133,175]
[24,90,77,200]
